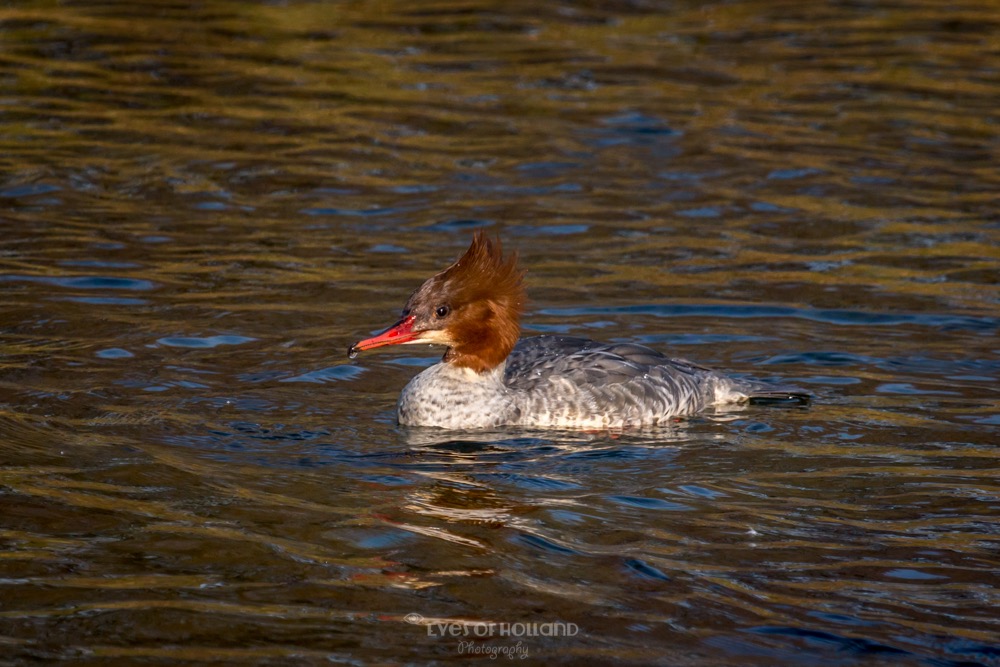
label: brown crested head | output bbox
[349,230,526,373]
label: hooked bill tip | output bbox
[347,344,360,359]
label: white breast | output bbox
[397,363,515,429]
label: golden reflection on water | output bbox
[1,0,999,664]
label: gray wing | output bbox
[503,336,730,425]
[505,336,712,385]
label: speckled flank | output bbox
[397,335,804,429]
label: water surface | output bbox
[1,0,998,664]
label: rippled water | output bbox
[2,0,999,664]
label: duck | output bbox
[349,231,808,429]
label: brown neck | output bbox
[443,299,520,373]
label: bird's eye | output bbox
[435,305,450,318]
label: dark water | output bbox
[2,0,999,664]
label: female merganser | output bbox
[349,232,808,429]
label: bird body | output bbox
[351,232,807,429]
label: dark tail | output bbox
[743,381,812,406]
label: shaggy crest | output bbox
[431,231,525,372]
[438,231,523,305]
